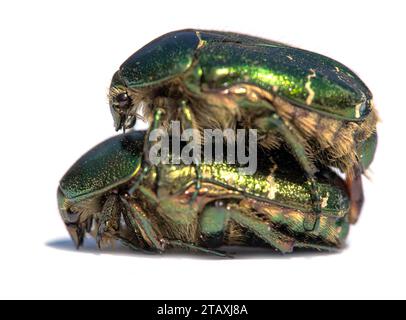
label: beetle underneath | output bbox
[58,131,350,256]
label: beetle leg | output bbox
[128,107,164,196]
[166,240,229,257]
[190,166,202,204]
[255,112,322,231]
[137,185,160,205]
[179,100,202,204]
[114,234,155,254]
[65,223,86,249]
[128,166,151,196]
[120,196,165,252]
[96,194,121,248]
[125,187,226,256]
[293,243,339,252]
[346,167,364,224]
[228,208,296,253]
[246,199,349,249]
[200,204,296,253]
[143,107,166,165]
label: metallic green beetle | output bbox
[57,131,350,255]
[108,29,377,224]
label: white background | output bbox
[0,0,405,299]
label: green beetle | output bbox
[108,29,378,224]
[57,131,350,255]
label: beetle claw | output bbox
[66,223,85,249]
[96,223,108,249]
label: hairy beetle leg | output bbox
[96,194,121,248]
[128,183,226,256]
[346,169,364,224]
[255,111,322,231]
[121,194,226,256]
[229,208,296,253]
[120,196,165,252]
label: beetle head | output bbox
[57,187,95,248]
[57,189,82,248]
[109,30,201,132]
[109,71,138,132]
